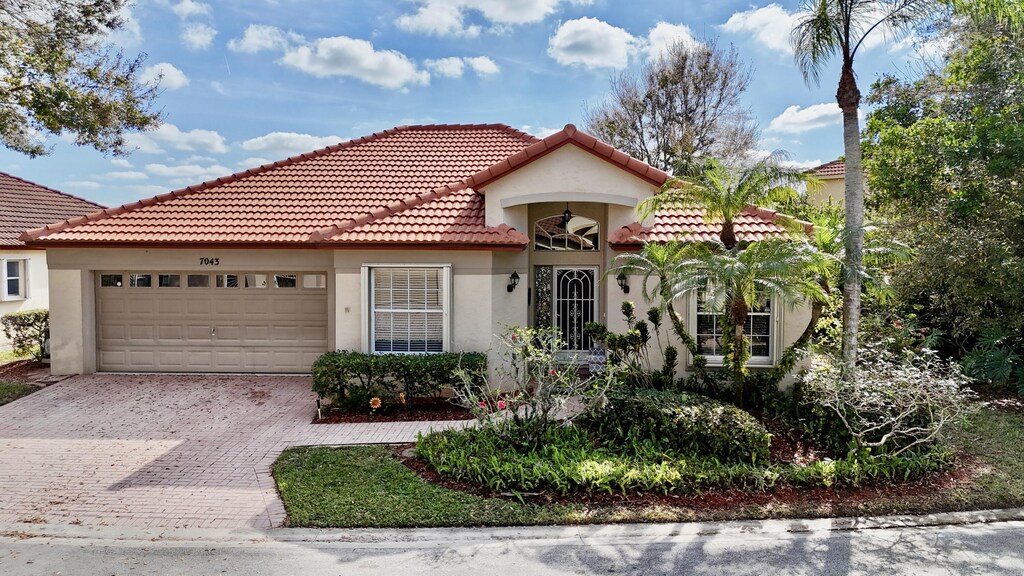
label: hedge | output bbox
[311,350,486,411]
[583,389,773,464]
[1,309,48,360]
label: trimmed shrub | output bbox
[1,309,48,360]
[311,350,486,411]
[584,389,772,464]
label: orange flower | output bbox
[369,397,382,410]
[398,392,406,405]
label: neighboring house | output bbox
[23,124,810,378]
[0,172,104,346]
[807,159,845,206]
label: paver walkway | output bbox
[0,374,466,529]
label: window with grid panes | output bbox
[371,267,446,353]
[695,292,772,362]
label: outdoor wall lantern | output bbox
[507,271,520,292]
[616,272,630,294]
[560,203,573,229]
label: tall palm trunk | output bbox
[838,62,864,378]
[727,297,750,405]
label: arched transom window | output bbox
[534,214,600,251]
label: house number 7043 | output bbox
[199,258,220,266]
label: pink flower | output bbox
[549,368,556,376]
[497,400,507,410]
[478,401,487,408]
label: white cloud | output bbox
[145,163,233,182]
[238,157,272,168]
[768,103,842,134]
[210,81,227,95]
[171,0,210,19]
[426,57,466,78]
[644,22,699,59]
[139,63,190,91]
[721,4,800,55]
[110,158,133,168]
[781,158,824,170]
[181,23,217,51]
[426,56,499,78]
[64,180,100,190]
[548,17,636,70]
[127,123,228,154]
[131,184,175,197]
[466,56,499,75]
[240,132,342,157]
[228,24,292,53]
[105,171,149,180]
[396,0,593,36]
[106,5,142,48]
[722,3,899,56]
[280,36,429,90]
[521,125,562,138]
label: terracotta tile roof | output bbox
[21,122,790,250]
[810,160,845,178]
[0,171,104,247]
[608,206,810,248]
[23,124,538,247]
[465,124,670,189]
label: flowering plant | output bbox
[369,397,382,412]
[452,325,616,448]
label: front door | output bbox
[553,267,597,351]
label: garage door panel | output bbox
[97,272,328,373]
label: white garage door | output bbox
[96,271,329,373]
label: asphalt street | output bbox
[2,517,1023,575]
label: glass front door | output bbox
[553,267,597,351]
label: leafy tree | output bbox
[0,0,161,156]
[790,0,1022,375]
[863,18,1024,394]
[585,38,757,174]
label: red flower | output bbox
[497,400,507,410]
[478,401,487,408]
[549,368,556,376]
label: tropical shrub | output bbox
[801,344,976,456]
[1,309,48,360]
[415,425,950,495]
[961,330,1024,397]
[450,325,617,450]
[583,389,772,464]
[585,301,675,389]
[311,351,486,412]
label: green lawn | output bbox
[273,406,1024,528]
[0,381,38,407]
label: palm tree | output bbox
[611,241,699,357]
[664,239,827,402]
[638,152,805,250]
[791,0,1022,375]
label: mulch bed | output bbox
[313,398,474,423]
[971,385,1024,415]
[0,359,47,384]
[393,442,974,516]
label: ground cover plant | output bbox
[273,402,1024,528]
[0,381,37,407]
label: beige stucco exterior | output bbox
[808,176,845,207]
[0,249,50,346]
[44,142,814,384]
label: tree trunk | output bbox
[728,298,749,405]
[720,220,737,249]
[837,62,864,379]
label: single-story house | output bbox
[0,171,105,346]
[23,124,810,378]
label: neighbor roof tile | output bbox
[0,172,104,247]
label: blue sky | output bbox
[0,0,942,208]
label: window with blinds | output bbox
[371,267,446,353]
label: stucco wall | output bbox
[0,249,49,346]
[808,177,844,207]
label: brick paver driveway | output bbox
[0,374,464,529]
